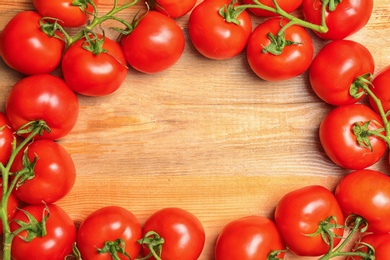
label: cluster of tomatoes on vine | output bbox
[0,0,390,259]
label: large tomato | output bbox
[32,0,98,28]
[352,233,390,260]
[302,0,374,40]
[309,40,375,106]
[10,204,76,260]
[215,215,285,260]
[121,11,185,74]
[62,34,128,96]
[247,18,313,81]
[274,185,345,256]
[5,74,79,140]
[319,104,386,170]
[141,207,205,260]
[147,0,196,18]
[10,139,76,205]
[0,112,14,166]
[188,0,252,60]
[335,169,390,234]
[77,206,142,260]
[242,0,302,17]
[368,65,390,118]
[0,11,65,75]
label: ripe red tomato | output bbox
[10,139,76,205]
[368,65,390,118]
[141,207,205,260]
[0,112,14,166]
[335,169,390,234]
[242,0,303,17]
[77,206,142,260]
[215,215,285,260]
[0,11,65,75]
[10,204,76,260]
[274,185,345,256]
[5,74,79,140]
[302,0,374,40]
[246,18,313,81]
[188,0,252,60]
[32,0,98,28]
[319,104,386,170]
[62,34,128,96]
[309,40,375,106]
[352,233,390,260]
[121,11,185,74]
[147,0,196,18]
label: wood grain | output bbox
[1,0,390,259]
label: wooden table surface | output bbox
[1,0,390,259]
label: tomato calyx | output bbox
[267,249,287,260]
[305,216,344,249]
[16,120,51,137]
[218,1,245,26]
[11,205,49,242]
[350,73,373,100]
[352,120,384,152]
[72,0,95,14]
[97,238,132,260]
[322,0,342,12]
[263,32,301,55]
[82,31,108,55]
[137,231,165,260]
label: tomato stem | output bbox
[0,120,50,260]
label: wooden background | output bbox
[1,0,390,259]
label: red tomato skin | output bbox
[121,11,185,74]
[10,204,76,260]
[142,207,205,260]
[319,104,386,170]
[215,215,285,260]
[352,233,390,260]
[11,139,76,205]
[189,0,252,60]
[335,169,390,234]
[243,0,302,17]
[274,185,345,256]
[33,0,98,28]
[302,0,373,40]
[0,112,14,165]
[369,65,390,118]
[77,206,142,260]
[5,74,79,140]
[247,18,313,81]
[62,35,128,96]
[309,40,375,106]
[149,0,196,18]
[0,11,65,75]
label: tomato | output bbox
[246,18,313,81]
[0,11,65,75]
[302,0,374,40]
[309,40,375,106]
[215,215,285,260]
[319,104,386,170]
[0,112,14,166]
[10,204,76,260]
[335,169,390,234]
[352,233,390,260]
[274,185,345,256]
[147,0,196,18]
[242,0,302,17]
[121,11,185,74]
[5,74,79,140]
[141,207,205,260]
[10,139,76,205]
[62,34,128,96]
[0,183,18,235]
[77,206,142,260]
[33,0,98,28]
[368,65,390,118]
[188,0,252,60]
